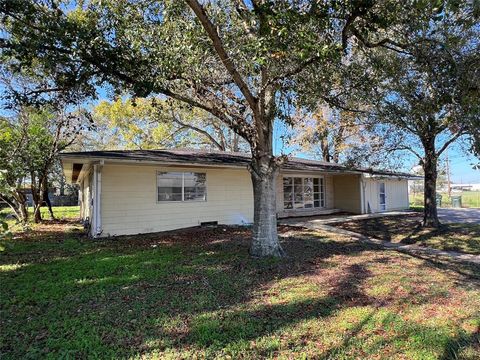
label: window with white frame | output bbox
[283,176,324,210]
[157,172,206,202]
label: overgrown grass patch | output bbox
[1,222,479,359]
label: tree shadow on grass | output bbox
[1,225,479,359]
[337,215,427,244]
[401,223,480,255]
[324,310,480,360]
[405,250,480,282]
[338,216,480,258]
[354,218,395,242]
[1,226,376,358]
[440,328,480,360]
[162,262,375,357]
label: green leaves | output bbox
[0,219,11,241]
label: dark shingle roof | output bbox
[60,148,419,178]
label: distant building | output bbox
[450,183,480,191]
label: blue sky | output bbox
[272,120,480,183]
[1,82,478,183]
[444,151,480,183]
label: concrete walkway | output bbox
[438,208,480,224]
[280,214,480,265]
[280,210,413,226]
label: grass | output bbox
[0,206,79,232]
[410,191,480,208]
[1,222,479,359]
[0,205,79,220]
[334,214,480,255]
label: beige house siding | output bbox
[333,174,362,214]
[100,164,253,236]
[363,178,375,213]
[325,175,335,208]
[363,177,409,213]
[79,170,92,221]
[386,179,409,210]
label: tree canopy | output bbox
[0,106,90,222]
[355,0,480,226]
[90,97,248,151]
[290,106,405,169]
[1,0,479,252]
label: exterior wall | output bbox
[79,171,92,221]
[85,161,411,236]
[333,174,362,214]
[275,172,336,217]
[363,177,409,213]
[100,164,253,236]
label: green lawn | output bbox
[1,223,479,359]
[39,205,80,219]
[0,205,79,219]
[334,214,480,255]
[410,191,480,208]
[0,206,79,232]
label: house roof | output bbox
[59,148,421,182]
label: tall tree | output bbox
[1,107,90,223]
[363,2,480,227]
[0,118,29,223]
[291,106,404,169]
[91,98,247,151]
[24,108,86,222]
[1,0,433,256]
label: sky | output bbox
[272,120,480,184]
[444,151,480,184]
[1,1,478,184]
[1,81,478,183]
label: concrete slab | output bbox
[280,212,480,265]
[438,208,480,224]
[279,210,414,227]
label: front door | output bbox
[379,182,386,211]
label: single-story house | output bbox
[60,149,419,237]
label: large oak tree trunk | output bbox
[249,156,285,258]
[422,140,440,227]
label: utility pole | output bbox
[445,151,452,198]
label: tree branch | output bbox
[351,28,411,55]
[319,95,369,114]
[436,130,466,157]
[263,55,321,90]
[390,145,424,160]
[233,0,256,40]
[185,0,258,113]
[170,111,225,150]
[161,88,254,144]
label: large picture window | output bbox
[157,172,206,202]
[283,176,324,210]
